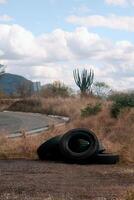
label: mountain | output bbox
[0,73,34,95]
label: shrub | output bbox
[110,92,134,118]
[0,89,7,99]
[93,81,112,98]
[111,103,120,118]
[40,81,74,98]
[8,99,42,113]
[81,103,102,117]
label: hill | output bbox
[0,73,33,96]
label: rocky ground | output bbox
[0,160,134,200]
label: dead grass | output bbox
[0,193,72,200]
[0,96,134,163]
[125,190,134,200]
[0,99,18,111]
[8,96,100,119]
[0,125,68,159]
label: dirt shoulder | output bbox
[0,160,134,200]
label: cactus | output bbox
[73,68,94,95]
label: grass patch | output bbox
[81,103,102,117]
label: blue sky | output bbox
[0,0,134,90]
[1,0,134,40]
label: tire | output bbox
[59,128,99,162]
[93,153,119,164]
[98,141,105,153]
[37,135,62,160]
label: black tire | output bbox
[98,141,105,153]
[37,135,62,160]
[93,153,119,164]
[59,128,99,162]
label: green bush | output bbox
[110,92,134,118]
[81,103,102,117]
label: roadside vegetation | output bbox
[0,68,134,164]
[125,191,134,200]
[0,94,134,163]
[110,92,134,118]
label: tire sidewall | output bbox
[37,135,62,160]
[59,128,99,161]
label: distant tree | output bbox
[0,89,6,98]
[0,64,6,75]
[73,68,94,96]
[93,81,112,98]
[41,81,73,98]
[16,81,33,98]
[0,85,6,98]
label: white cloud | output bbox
[105,0,134,6]
[0,24,134,90]
[0,15,13,22]
[0,0,7,4]
[0,24,46,60]
[1,25,108,62]
[67,14,134,32]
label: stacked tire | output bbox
[37,128,119,164]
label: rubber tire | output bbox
[93,153,119,164]
[98,141,105,153]
[37,135,62,160]
[59,128,99,162]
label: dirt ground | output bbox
[0,160,134,200]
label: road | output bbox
[0,160,134,200]
[0,111,64,135]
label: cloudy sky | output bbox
[0,0,134,90]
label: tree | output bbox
[73,68,94,96]
[0,64,6,75]
[16,81,33,98]
[41,81,73,98]
[93,81,112,98]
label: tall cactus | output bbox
[73,68,94,95]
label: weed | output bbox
[81,103,102,117]
[110,92,134,118]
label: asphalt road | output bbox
[0,160,134,200]
[0,111,64,134]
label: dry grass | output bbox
[125,190,134,200]
[0,192,69,200]
[41,96,101,119]
[0,193,72,200]
[8,96,99,118]
[0,99,18,111]
[0,125,68,159]
[0,96,134,163]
